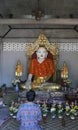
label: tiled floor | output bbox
[0,114,78,130]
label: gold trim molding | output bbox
[26,33,58,56]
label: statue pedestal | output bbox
[18,83,65,104]
[32,83,65,104]
[34,90,65,104]
[35,90,50,103]
[49,91,65,104]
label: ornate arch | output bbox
[26,33,58,56]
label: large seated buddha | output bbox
[26,34,60,91]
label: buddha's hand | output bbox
[26,80,31,88]
[26,74,32,88]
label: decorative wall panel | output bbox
[3,42,78,52]
[3,42,27,51]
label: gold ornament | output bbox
[15,60,22,77]
[26,33,58,56]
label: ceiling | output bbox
[0,0,78,39]
[0,0,78,19]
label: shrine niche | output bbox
[26,33,58,84]
[18,34,65,105]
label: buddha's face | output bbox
[36,47,48,59]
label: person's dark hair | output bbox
[26,89,36,102]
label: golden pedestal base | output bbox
[32,83,61,92]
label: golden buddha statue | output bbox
[15,60,22,77]
[61,61,68,80]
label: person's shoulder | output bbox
[19,103,27,108]
[34,103,41,108]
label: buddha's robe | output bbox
[29,58,55,80]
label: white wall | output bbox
[0,51,27,87]
[58,51,78,88]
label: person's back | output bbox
[17,90,42,130]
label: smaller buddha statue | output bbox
[61,61,68,80]
[15,60,23,77]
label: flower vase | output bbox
[42,102,47,117]
[42,109,47,124]
[58,104,63,119]
[70,116,75,120]
[66,111,70,116]
[51,107,56,118]
[58,108,63,119]
[42,109,47,117]
[65,108,70,116]
[74,105,78,116]
[70,109,75,120]
[58,111,63,119]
